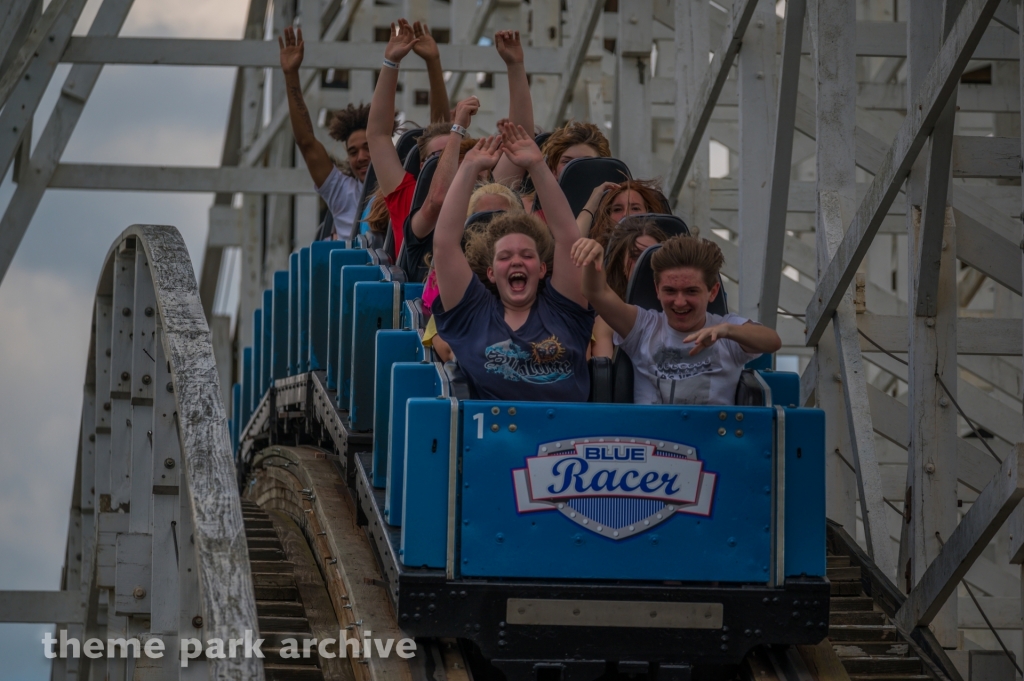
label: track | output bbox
[245,444,473,681]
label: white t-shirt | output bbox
[316,166,363,239]
[615,308,761,405]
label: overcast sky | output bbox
[0,0,248,676]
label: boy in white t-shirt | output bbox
[572,235,782,405]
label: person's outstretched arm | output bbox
[492,31,535,184]
[412,21,451,123]
[684,320,782,356]
[410,97,480,239]
[368,20,419,195]
[572,238,639,338]
[280,27,333,187]
[434,136,503,311]
[499,122,585,307]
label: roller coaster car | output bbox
[235,228,830,679]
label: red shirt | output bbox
[384,172,416,258]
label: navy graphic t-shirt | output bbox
[433,276,595,402]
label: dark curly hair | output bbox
[328,103,398,143]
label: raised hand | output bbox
[584,181,620,212]
[494,30,524,65]
[278,26,304,74]
[453,96,480,127]
[412,21,441,61]
[684,324,730,356]
[384,19,420,64]
[463,135,503,172]
[571,238,605,271]
[498,121,543,170]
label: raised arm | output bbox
[434,136,502,311]
[492,31,536,184]
[368,20,419,195]
[279,27,333,187]
[499,122,585,307]
[410,97,479,239]
[572,238,639,338]
[412,22,451,124]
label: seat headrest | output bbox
[410,155,439,216]
[558,157,632,217]
[358,160,378,210]
[465,209,504,229]
[403,145,421,173]
[627,213,690,238]
[625,243,729,316]
[534,131,552,149]
[395,128,423,163]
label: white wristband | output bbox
[382,58,400,70]
[451,124,467,137]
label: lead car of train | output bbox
[232,155,828,681]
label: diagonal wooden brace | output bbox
[895,444,1024,632]
[803,0,1002,346]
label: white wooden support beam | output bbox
[0,591,86,623]
[951,209,1020,294]
[0,0,89,181]
[446,0,497,101]
[913,0,964,320]
[675,0,711,234]
[0,0,87,109]
[0,0,136,286]
[826,199,895,578]
[736,0,777,320]
[803,0,1004,345]
[857,315,1024,355]
[528,0,561,131]
[47,164,315,193]
[895,445,1024,631]
[757,0,806,329]
[951,136,1022,178]
[61,36,567,72]
[0,0,39,74]
[613,0,653,177]
[866,385,999,495]
[665,0,759,206]
[544,0,602,131]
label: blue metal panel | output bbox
[745,354,773,371]
[783,408,826,578]
[241,347,253,431]
[372,333,424,489]
[251,309,262,411]
[261,289,273,395]
[288,252,300,376]
[299,247,311,373]
[326,250,371,390]
[309,242,348,372]
[459,403,775,582]
[403,284,424,313]
[759,371,800,408]
[349,281,397,431]
[387,364,445,526]
[231,383,242,453]
[337,265,380,408]
[271,271,289,381]
[401,397,453,568]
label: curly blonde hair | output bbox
[464,213,554,294]
[540,120,611,175]
[467,183,523,216]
